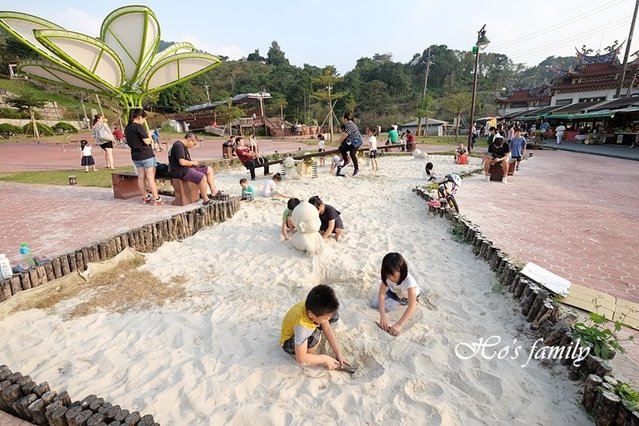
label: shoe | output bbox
[143,194,153,204]
[515,166,520,171]
[353,169,360,177]
[336,166,342,176]
[485,176,490,182]
[152,197,164,205]
[502,177,508,183]
[202,199,214,206]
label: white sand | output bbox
[0,155,591,425]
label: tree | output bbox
[157,82,201,112]
[266,41,289,67]
[7,93,46,138]
[311,67,348,141]
[216,104,244,127]
[247,49,265,62]
[440,92,472,140]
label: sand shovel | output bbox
[339,364,358,374]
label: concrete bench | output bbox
[111,172,200,206]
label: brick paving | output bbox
[455,147,639,384]
[0,411,31,425]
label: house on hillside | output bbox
[399,118,448,136]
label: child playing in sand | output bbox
[280,284,351,370]
[317,134,326,166]
[372,252,421,337]
[263,173,290,197]
[308,196,344,241]
[80,140,97,172]
[329,155,343,174]
[425,162,437,181]
[239,178,255,201]
[281,198,300,240]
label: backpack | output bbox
[155,162,170,178]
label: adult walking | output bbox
[92,114,115,169]
[124,108,163,205]
[555,122,566,145]
[336,112,363,177]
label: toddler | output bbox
[80,140,97,172]
[239,178,255,201]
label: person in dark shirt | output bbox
[308,196,344,241]
[168,132,219,205]
[124,108,162,205]
[483,134,511,183]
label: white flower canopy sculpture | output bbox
[0,5,221,122]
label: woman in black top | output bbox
[124,108,163,205]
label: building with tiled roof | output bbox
[497,46,639,116]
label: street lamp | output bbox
[468,24,490,153]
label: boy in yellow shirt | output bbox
[280,285,351,370]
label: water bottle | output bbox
[19,243,35,267]
[0,254,12,279]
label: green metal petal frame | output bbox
[1,5,222,124]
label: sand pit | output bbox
[0,155,591,424]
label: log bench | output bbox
[489,160,516,181]
[111,172,201,206]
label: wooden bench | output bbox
[111,172,201,206]
[489,161,516,181]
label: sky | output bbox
[3,0,637,74]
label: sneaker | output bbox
[143,194,153,204]
[152,197,164,206]
[485,176,490,182]
[515,166,520,171]
[336,166,342,176]
[502,177,508,183]
[202,199,214,206]
[353,168,360,177]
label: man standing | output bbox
[540,120,550,139]
[168,132,219,205]
[235,137,270,180]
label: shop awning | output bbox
[544,113,574,120]
[570,111,616,119]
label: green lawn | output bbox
[0,167,130,188]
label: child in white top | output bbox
[329,155,343,174]
[371,252,421,336]
[80,140,97,172]
[317,134,326,166]
[367,128,378,171]
[424,162,437,181]
[262,173,290,197]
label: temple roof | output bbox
[496,88,551,104]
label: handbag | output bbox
[351,138,363,149]
[97,125,114,142]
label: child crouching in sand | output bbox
[281,198,300,240]
[372,252,421,336]
[280,284,351,370]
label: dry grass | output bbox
[10,257,188,318]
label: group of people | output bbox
[280,252,422,369]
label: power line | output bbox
[503,16,630,62]
[490,0,627,51]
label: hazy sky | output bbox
[4,0,636,73]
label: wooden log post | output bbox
[75,250,85,272]
[513,278,529,299]
[124,411,141,425]
[28,398,48,425]
[509,275,521,294]
[544,321,571,346]
[88,396,104,411]
[592,390,621,426]
[1,278,12,301]
[520,285,540,316]
[28,268,39,288]
[558,332,576,366]
[44,263,55,282]
[501,265,518,288]
[67,253,77,272]
[45,402,68,426]
[114,408,130,422]
[14,393,37,420]
[33,383,50,398]
[582,374,603,411]
[531,300,555,330]
[98,243,108,261]
[9,276,21,296]
[53,391,71,406]
[19,272,32,291]
[81,248,90,266]
[35,265,48,286]
[52,257,63,278]
[1,384,22,415]
[479,239,492,260]
[525,289,548,321]
[60,255,70,276]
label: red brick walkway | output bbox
[455,148,638,384]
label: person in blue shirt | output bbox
[509,128,527,171]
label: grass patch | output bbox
[448,222,470,244]
[10,257,187,317]
[0,167,130,187]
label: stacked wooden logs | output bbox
[0,365,159,425]
[413,186,639,426]
[0,198,241,303]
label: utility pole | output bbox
[327,85,334,143]
[204,82,211,104]
[616,0,639,98]
[417,49,433,137]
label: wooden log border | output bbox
[0,197,241,302]
[0,364,159,425]
[412,184,639,425]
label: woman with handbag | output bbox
[92,114,115,169]
[336,112,362,177]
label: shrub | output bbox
[22,122,55,136]
[0,108,23,119]
[52,122,78,134]
[0,123,23,135]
